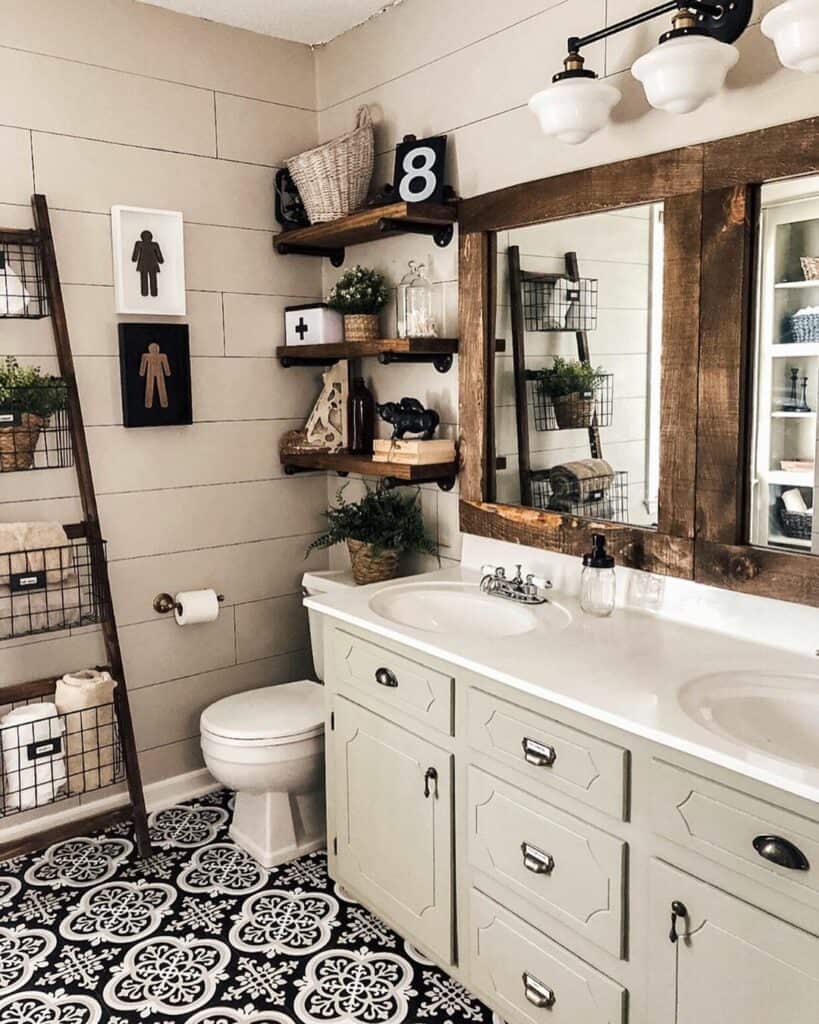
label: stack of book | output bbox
[372,438,456,465]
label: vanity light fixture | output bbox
[530,0,753,144]
[762,0,819,74]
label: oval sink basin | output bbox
[368,581,569,638]
[679,672,819,769]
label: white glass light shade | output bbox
[632,35,738,114]
[529,76,622,145]
[762,0,819,73]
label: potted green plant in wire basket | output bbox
[0,356,68,472]
[533,355,607,430]
[307,483,437,585]
[327,265,390,343]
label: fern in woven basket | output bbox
[0,356,68,418]
[307,484,438,557]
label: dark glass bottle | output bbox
[348,377,375,455]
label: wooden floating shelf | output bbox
[282,451,457,489]
[273,202,458,265]
[278,337,458,372]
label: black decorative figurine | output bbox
[377,397,440,440]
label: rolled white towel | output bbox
[0,522,72,586]
[0,703,66,812]
[55,670,118,794]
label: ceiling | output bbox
[137,0,399,45]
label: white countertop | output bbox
[306,566,819,806]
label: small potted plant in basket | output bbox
[327,265,390,342]
[534,356,606,430]
[307,484,437,585]
[0,356,68,472]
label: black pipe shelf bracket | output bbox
[274,241,346,267]
[377,351,454,374]
[377,218,455,249]
[381,473,457,492]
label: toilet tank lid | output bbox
[200,681,324,741]
[302,569,356,596]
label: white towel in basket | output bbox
[55,670,117,794]
[0,522,73,586]
[0,702,66,812]
[0,576,83,640]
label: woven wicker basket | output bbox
[801,257,819,281]
[0,413,43,472]
[552,393,595,430]
[779,506,813,541]
[347,540,400,586]
[791,311,819,343]
[344,314,379,342]
[287,107,374,224]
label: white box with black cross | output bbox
[284,303,344,347]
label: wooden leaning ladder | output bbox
[0,195,151,861]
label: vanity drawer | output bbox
[470,889,626,1024]
[651,759,819,906]
[468,766,626,958]
[468,687,629,820]
[333,629,454,735]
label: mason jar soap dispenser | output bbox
[580,533,616,617]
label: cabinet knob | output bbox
[522,737,557,768]
[522,972,556,1010]
[424,766,438,799]
[753,835,810,871]
[375,667,398,688]
[521,841,555,876]
[669,900,688,944]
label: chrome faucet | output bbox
[479,564,552,606]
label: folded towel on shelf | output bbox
[0,702,66,812]
[548,459,615,503]
[55,670,118,794]
[0,522,73,586]
[547,496,615,520]
[0,575,83,640]
[781,488,809,515]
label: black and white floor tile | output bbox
[0,790,496,1024]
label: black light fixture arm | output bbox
[568,0,748,54]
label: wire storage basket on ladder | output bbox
[0,231,49,318]
[531,469,629,522]
[526,370,614,431]
[0,681,123,817]
[0,376,73,472]
[0,526,109,641]
[522,272,598,332]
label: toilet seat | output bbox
[200,680,324,746]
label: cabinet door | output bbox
[332,696,453,963]
[649,860,819,1024]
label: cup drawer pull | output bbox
[375,667,398,688]
[522,972,556,1010]
[522,737,556,768]
[753,835,810,871]
[521,841,555,875]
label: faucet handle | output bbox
[514,564,523,582]
[527,573,553,591]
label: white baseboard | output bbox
[0,769,222,851]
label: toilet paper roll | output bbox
[174,589,221,626]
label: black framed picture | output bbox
[393,134,448,204]
[118,323,192,428]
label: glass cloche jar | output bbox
[396,260,440,339]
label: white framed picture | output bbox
[111,205,186,316]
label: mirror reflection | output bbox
[493,203,664,529]
[749,172,819,555]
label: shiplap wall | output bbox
[0,0,329,803]
[315,0,819,567]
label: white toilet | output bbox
[200,570,353,867]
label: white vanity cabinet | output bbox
[322,619,819,1024]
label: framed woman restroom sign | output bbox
[111,205,186,315]
[118,323,192,427]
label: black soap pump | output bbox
[580,533,616,617]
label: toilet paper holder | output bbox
[153,592,225,615]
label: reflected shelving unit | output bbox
[750,178,819,554]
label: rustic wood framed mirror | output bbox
[696,116,819,606]
[458,147,704,578]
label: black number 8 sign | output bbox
[393,135,447,205]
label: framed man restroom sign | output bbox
[119,323,192,427]
[111,205,186,315]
